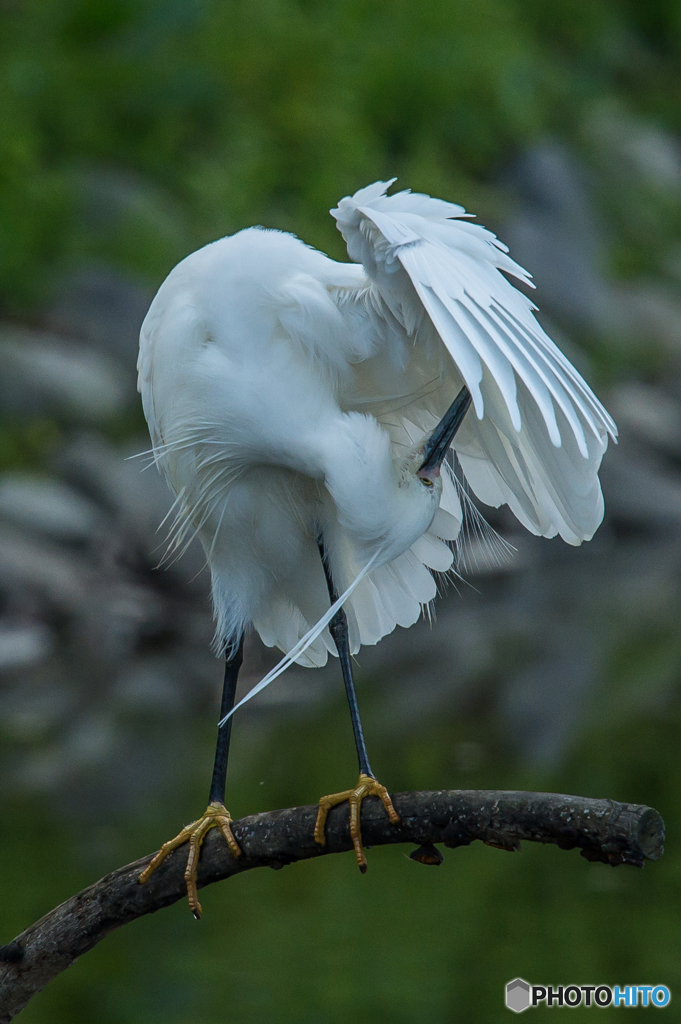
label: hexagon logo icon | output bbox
[506,978,531,1013]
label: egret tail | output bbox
[218,551,381,726]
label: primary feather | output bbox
[138,181,616,671]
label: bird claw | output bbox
[314,773,400,871]
[138,801,241,918]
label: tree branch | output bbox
[0,789,665,1021]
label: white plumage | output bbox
[138,180,616,678]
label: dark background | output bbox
[1,1,680,1020]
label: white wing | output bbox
[331,180,617,544]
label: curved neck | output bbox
[319,412,438,566]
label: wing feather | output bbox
[332,182,615,445]
[331,180,617,544]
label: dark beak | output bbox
[418,386,471,476]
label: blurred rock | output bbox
[0,472,102,543]
[112,658,187,714]
[0,525,89,613]
[600,444,681,530]
[21,713,119,790]
[55,433,209,588]
[502,144,617,334]
[608,382,681,456]
[70,578,170,662]
[499,634,596,766]
[614,281,681,359]
[0,622,55,673]
[43,266,152,372]
[584,102,681,195]
[501,137,681,365]
[0,325,129,422]
[0,664,77,739]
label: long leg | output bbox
[318,540,373,777]
[315,539,399,869]
[209,634,245,804]
[139,635,244,917]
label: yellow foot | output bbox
[314,773,400,872]
[138,801,241,918]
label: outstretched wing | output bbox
[331,180,617,544]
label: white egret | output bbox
[136,180,616,915]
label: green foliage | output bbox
[2,0,681,307]
[0,418,63,471]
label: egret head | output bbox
[320,387,471,569]
[378,387,470,564]
[417,386,471,485]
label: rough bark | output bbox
[0,789,665,1022]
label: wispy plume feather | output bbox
[219,550,381,725]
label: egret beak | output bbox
[418,386,471,478]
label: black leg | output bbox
[208,633,245,805]
[139,633,244,915]
[318,539,374,779]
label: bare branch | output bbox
[0,789,664,1022]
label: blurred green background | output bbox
[1,0,681,1020]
